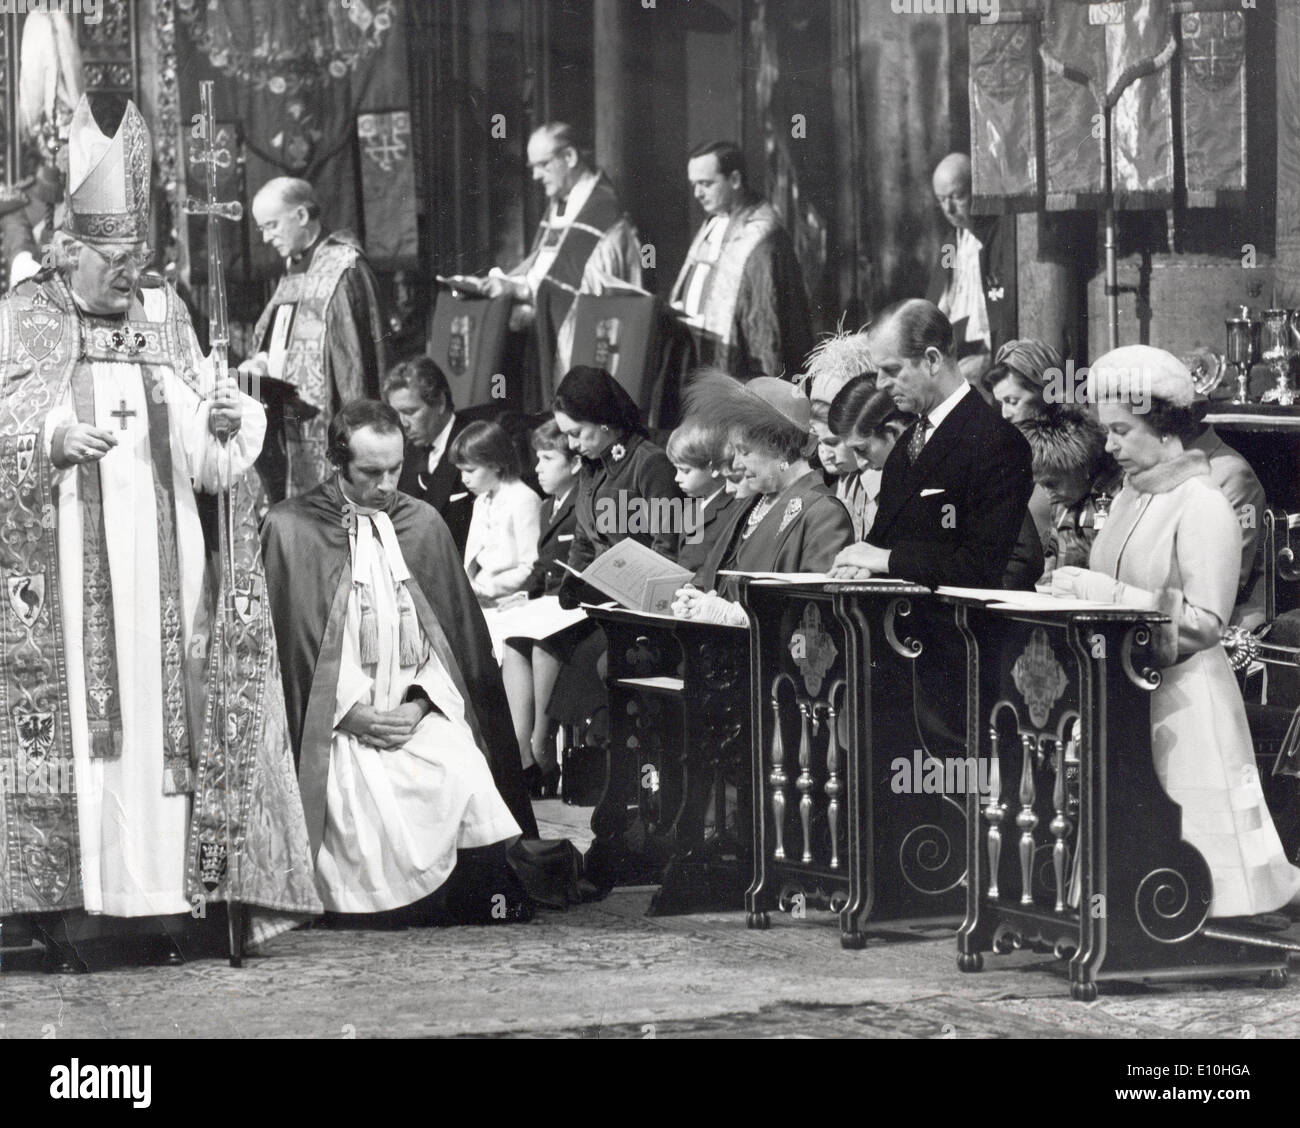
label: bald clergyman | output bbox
[924,152,1018,384]
[239,177,388,500]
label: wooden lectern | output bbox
[944,594,1299,1000]
[738,579,966,948]
[582,607,752,914]
[569,293,662,425]
[427,289,513,410]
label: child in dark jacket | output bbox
[667,418,739,575]
[522,419,582,598]
[502,419,586,797]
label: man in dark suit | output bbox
[382,356,478,554]
[831,300,1033,753]
[831,299,1032,588]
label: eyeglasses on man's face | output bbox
[85,243,153,273]
[529,147,572,172]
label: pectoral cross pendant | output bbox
[110,400,137,431]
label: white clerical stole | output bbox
[521,171,599,299]
[678,216,727,320]
[317,500,522,914]
[940,228,990,349]
[266,303,297,382]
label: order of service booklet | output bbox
[561,538,693,615]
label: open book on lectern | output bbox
[561,539,693,615]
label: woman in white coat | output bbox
[1052,346,1300,919]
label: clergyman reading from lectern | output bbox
[443,122,642,407]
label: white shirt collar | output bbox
[923,380,971,440]
[427,413,457,473]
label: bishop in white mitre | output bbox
[0,96,321,968]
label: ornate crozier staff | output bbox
[183,80,246,968]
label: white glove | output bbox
[693,591,748,626]
[1050,566,1157,609]
[672,583,703,619]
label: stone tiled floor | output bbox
[1,802,1296,1039]
[2,896,1297,1038]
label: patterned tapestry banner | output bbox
[1179,8,1248,207]
[357,110,418,267]
[1040,0,1176,210]
[176,0,410,287]
[969,20,1040,209]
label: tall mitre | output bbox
[66,94,151,244]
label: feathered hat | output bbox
[803,326,875,405]
[685,370,814,459]
[66,94,151,245]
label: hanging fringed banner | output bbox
[1179,8,1247,208]
[1040,0,1176,211]
[969,20,1040,209]
[357,110,418,268]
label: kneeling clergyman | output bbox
[262,401,537,923]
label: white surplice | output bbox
[44,288,267,917]
[315,510,521,913]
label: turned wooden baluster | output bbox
[1017,734,1040,906]
[768,677,793,861]
[1050,735,1073,913]
[985,725,1006,899]
[796,701,815,864]
[823,680,847,870]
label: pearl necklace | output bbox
[741,495,778,540]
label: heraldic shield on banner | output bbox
[429,291,512,410]
[594,317,620,377]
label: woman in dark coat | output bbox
[553,366,682,607]
[538,367,682,793]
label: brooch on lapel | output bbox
[610,444,627,463]
[987,286,1005,303]
[779,497,803,533]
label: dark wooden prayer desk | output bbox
[943,594,1299,1001]
[737,579,966,948]
[581,606,752,914]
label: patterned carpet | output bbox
[1,802,1297,1039]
